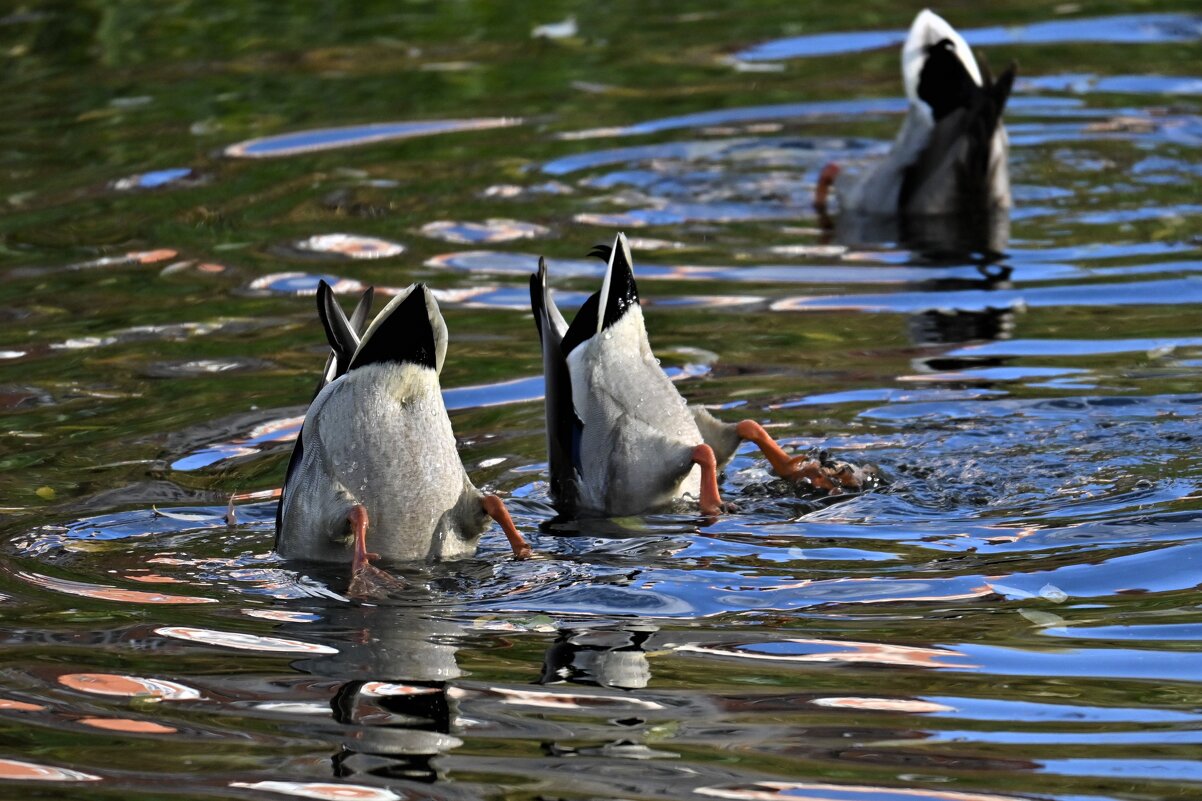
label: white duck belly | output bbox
[279,364,479,562]
[569,308,701,515]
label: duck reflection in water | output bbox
[286,604,671,785]
[906,269,1016,347]
[539,625,657,690]
[826,204,1010,265]
[813,11,1020,351]
[839,210,1019,352]
[901,211,1016,349]
[291,605,464,784]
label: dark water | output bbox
[1,3,1201,799]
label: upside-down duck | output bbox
[530,233,869,517]
[816,9,1015,218]
[277,281,530,597]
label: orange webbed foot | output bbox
[348,562,408,600]
[347,504,406,600]
[784,453,871,494]
[735,419,870,496]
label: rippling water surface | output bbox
[1,3,1200,800]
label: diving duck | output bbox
[277,281,530,597]
[816,9,1015,217]
[530,233,867,517]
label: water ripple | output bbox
[225,118,521,158]
[772,276,1202,313]
[737,13,1202,62]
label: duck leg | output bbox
[481,495,532,559]
[814,162,841,217]
[691,444,730,516]
[735,420,863,494]
[348,505,374,572]
[346,504,406,599]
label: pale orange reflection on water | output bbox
[155,626,338,654]
[0,758,100,782]
[228,780,403,800]
[19,572,216,605]
[78,717,177,734]
[810,696,955,713]
[678,638,977,669]
[58,673,202,701]
[697,781,1029,801]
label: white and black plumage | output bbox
[817,9,1015,217]
[277,281,529,596]
[531,233,865,517]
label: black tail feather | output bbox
[530,258,549,344]
[600,240,639,331]
[530,258,582,503]
[316,280,358,368]
[916,39,977,121]
[587,244,612,262]
[900,43,1017,214]
[349,284,438,370]
[348,286,374,336]
[562,237,641,353]
[559,293,599,357]
[314,280,367,396]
